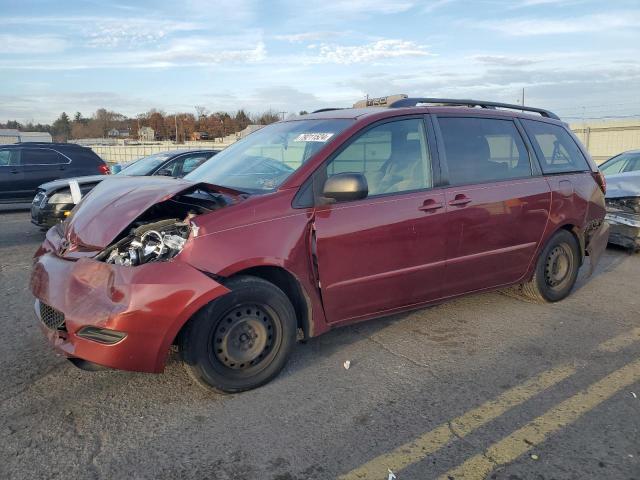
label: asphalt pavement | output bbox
[0,207,638,480]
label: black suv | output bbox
[0,143,109,203]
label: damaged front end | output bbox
[605,196,640,252]
[30,176,241,372]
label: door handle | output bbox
[448,195,472,207]
[419,199,444,212]
[10,168,19,174]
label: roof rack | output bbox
[311,108,345,113]
[387,97,560,120]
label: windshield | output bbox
[185,119,353,192]
[600,152,640,175]
[118,152,174,176]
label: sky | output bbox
[1,0,639,124]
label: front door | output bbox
[312,117,447,324]
[434,115,551,296]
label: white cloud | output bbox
[0,34,69,54]
[482,11,640,35]
[422,0,456,13]
[85,19,200,48]
[472,55,540,66]
[309,39,434,64]
[512,0,585,7]
[274,32,342,43]
[149,38,267,64]
[296,0,415,15]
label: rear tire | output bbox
[180,275,297,393]
[519,230,581,303]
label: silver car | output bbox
[600,150,640,251]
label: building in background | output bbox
[0,129,52,144]
[138,126,155,142]
[107,128,130,138]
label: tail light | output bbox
[98,164,111,175]
[592,171,606,195]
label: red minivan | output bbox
[30,98,609,392]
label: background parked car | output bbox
[0,143,109,204]
[31,149,219,228]
[599,149,640,251]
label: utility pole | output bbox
[521,88,525,107]
[174,114,178,143]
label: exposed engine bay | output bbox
[100,218,190,266]
[95,187,235,266]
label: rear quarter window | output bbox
[522,120,589,174]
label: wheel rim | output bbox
[544,242,573,289]
[212,305,276,370]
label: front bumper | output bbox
[605,212,640,251]
[30,253,230,372]
[31,202,73,228]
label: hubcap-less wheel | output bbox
[212,305,276,370]
[544,243,573,289]
[181,275,297,393]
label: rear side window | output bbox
[522,120,589,174]
[0,149,19,166]
[437,117,532,186]
[22,148,68,165]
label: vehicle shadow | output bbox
[572,244,631,294]
[0,203,31,212]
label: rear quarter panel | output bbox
[524,172,605,279]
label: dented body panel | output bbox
[604,171,640,251]
[31,252,229,372]
[64,176,242,251]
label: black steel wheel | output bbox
[520,229,581,303]
[180,275,297,393]
[210,304,280,372]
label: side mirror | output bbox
[156,168,173,177]
[322,172,368,202]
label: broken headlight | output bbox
[102,219,191,266]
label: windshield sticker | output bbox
[293,133,334,142]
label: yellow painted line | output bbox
[439,357,640,480]
[338,365,576,480]
[597,327,640,353]
[340,327,640,480]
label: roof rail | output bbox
[311,108,345,113]
[387,97,560,120]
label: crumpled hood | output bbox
[605,171,640,198]
[64,176,219,250]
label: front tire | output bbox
[519,230,581,303]
[180,275,297,393]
